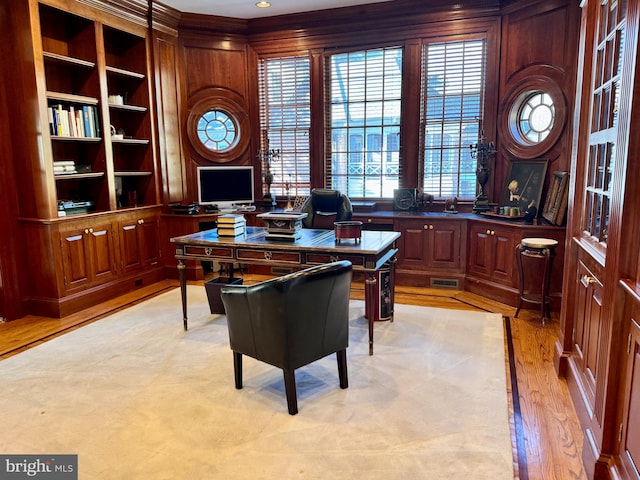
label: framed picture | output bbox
[542,171,570,225]
[501,159,548,213]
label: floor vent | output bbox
[430,278,459,289]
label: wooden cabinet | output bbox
[570,259,604,425]
[618,308,640,480]
[59,218,118,292]
[467,222,516,286]
[466,219,565,307]
[5,0,162,318]
[118,211,160,274]
[395,218,463,271]
[19,208,163,318]
[557,0,640,476]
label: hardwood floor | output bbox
[0,277,587,480]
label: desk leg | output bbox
[389,256,397,322]
[178,260,188,330]
[365,272,377,356]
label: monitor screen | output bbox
[197,166,255,207]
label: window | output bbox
[421,39,487,199]
[258,55,311,197]
[196,109,238,151]
[517,92,555,144]
[327,46,403,198]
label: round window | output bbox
[186,88,250,163]
[196,109,238,152]
[499,73,566,159]
[517,92,555,144]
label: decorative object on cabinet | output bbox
[469,131,496,213]
[444,197,458,214]
[258,139,279,210]
[418,190,434,211]
[501,159,548,215]
[523,203,537,224]
[393,188,418,211]
[542,171,569,225]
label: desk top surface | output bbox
[171,226,400,254]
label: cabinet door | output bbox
[118,214,160,273]
[60,221,117,291]
[395,219,461,270]
[396,220,429,270]
[467,224,493,278]
[491,228,517,286]
[467,224,516,284]
[620,317,640,479]
[572,260,603,414]
[429,220,462,270]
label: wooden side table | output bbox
[515,237,559,323]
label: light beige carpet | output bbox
[0,287,514,479]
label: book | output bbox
[55,105,64,136]
[87,105,95,137]
[216,214,246,225]
[218,225,247,237]
[47,107,55,135]
[69,106,77,137]
[265,231,302,242]
[82,106,91,137]
[53,160,75,167]
[92,105,101,137]
[75,110,85,137]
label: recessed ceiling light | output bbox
[256,1,271,8]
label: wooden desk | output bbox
[171,226,401,354]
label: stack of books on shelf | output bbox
[216,214,247,237]
[48,104,101,138]
[53,160,77,175]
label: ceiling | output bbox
[156,0,397,19]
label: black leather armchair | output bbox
[300,188,353,229]
[220,260,353,415]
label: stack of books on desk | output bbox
[216,214,247,237]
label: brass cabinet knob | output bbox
[582,274,596,285]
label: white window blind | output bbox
[421,39,487,200]
[258,55,311,197]
[326,46,403,198]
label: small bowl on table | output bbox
[334,221,363,243]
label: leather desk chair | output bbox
[220,260,353,415]
[300,188,353,229]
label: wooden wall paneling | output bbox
[399,39,422,190]
[495,0,580,205]
[0,1,27,320]
[309,48,325,189]
[178,32,254,202]
[154,30,187,204]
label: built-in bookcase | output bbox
[34,1,158,217]
[103,25,155,208]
